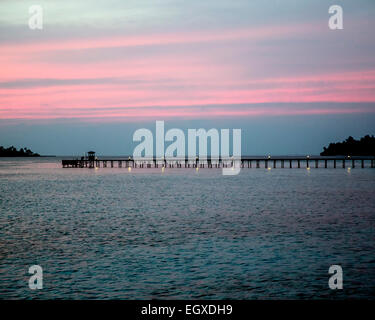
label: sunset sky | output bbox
[1,0,375,155]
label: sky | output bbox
[0,0,375,155]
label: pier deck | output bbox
[62,156,375,169]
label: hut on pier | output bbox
[87,151,96,168]
[87,151,96,161]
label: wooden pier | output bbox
[62,156,375,169]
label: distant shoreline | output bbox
[0,155,56,157]
[2,155,374,159]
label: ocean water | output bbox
[0,157,374,299]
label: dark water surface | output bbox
[0,158,374,299]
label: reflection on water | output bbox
[0,158,374,299]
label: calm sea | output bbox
[0,157,374,299]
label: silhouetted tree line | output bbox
[0,146,40,157]
[321,135,375,156]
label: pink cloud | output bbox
[1,23,375,121]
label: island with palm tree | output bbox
[0,145,40,157]
[320,135,375,156]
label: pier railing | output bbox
[62,156,375,169]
